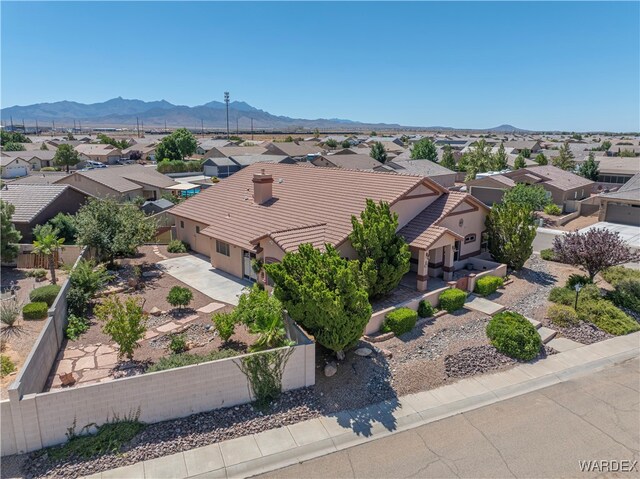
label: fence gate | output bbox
[16,252,58,269]
[455,275,469,291]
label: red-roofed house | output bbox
[170,163,490,291]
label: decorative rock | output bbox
[142,271,162,278]
[149,306,162,316]
[380,348,393,359]
[354,347,372,357]
[336,350,345,361]
[324,362,337,377]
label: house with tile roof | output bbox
[74,144,122,164]
[0,156,31,178]
[1,184,90,241]
[597,172,640,226]
[170,163,490,291]
[54,165,178,201]
[467,165,593,211]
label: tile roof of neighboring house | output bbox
[57,165,177,193]
[318,154,381,170]
[170,163,435,251]
[198,139,234,150]
[516,165,593,191]
[0,156,29,167]
[381,159,456,177]
[503,140,540,150]
[75,144,121,156]
[204,146,269,158]
[229,155,292,166]
[600,172,640,201]
[470,174,517,188]
[9,172,70,185]
[1,150,57,161]
[593,156,640,175]
[1,184,77,223]
[266,142,325,157]
[261,223,328,253]
[399,192,474,249]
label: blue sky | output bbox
[1,1,639,131]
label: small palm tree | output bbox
[32,225,65,284]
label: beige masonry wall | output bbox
[1,400,16,456]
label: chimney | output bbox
[252,168,273,205]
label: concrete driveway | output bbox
[158,254,251,306]
[579,221,640,250]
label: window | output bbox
[216,240,230,257]
[196,226,200,234]
[464,234,476,244]
[180,221,184,229]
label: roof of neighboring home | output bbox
[400,192,484,249]
[593,156,640,175]
[75,144,121,156]
[198,139,233,150]
[380,159,456,177]
[9,172,70,185]
[512,165,593,191]
[204,146,269,158]
[266,142,324,157]
[122,143,156,155]
[0,156,30,167]
[170,163,442,251]
[142,198,175,211]
[1,150,57,161]
[317,154,381,170]
[230,155,292,166]
[470,174,517,187]
[503,140,540,150]
[600,172,640,201]
[56,165,177,193]
[1,184,83,223]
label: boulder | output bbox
[355,347,372,357]
[149,306,162,316]
[324,362,337,377]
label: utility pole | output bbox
[251,118,254,140]
[22,119,26,133]
[236,116,239,135]
[36,119,39,136]
[79,120,82,133]
[201,119,204,136]
[224,91,230,140]
[136,117,140,138]
[52,120,55,136]
[73,119,77,131]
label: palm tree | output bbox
[32,225,65,284]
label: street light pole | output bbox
[224,92,230,140]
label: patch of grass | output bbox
[1,355,16,377]
[147,349,239,373]
[540,248,556,261]
[46,417,145,461]
[601,266,640,286]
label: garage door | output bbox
[606,204,640,226]
[5,166,28,178]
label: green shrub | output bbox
[565,274,592,289]
[147,349,239,373]
[94,296,146,360]
[601,266,640,286]
[439,288,467,313]
[417,300,434,318]
[26,268,47,280]
[486,311,542,361]
[67,287,91,317]
[65,314,89,340]
[474,276,504,296]
[381,307,418,336]
[166,286,193,310]
[69,260,109,297]
[1,355,15,377]
[543,204,562,215]
[577,300,640,335]
[548,284,600,306]
[22,302,49,320]
[1,300,21,328]
[540,248,556,261]
[167,240,188,254]
[29,284,61,306]
[547,304,579,327]
[607,279,640,313]
[169,334,187,354]
[213,311,236,342]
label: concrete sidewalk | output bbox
[88,332,640,479]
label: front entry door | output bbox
[243,251,257,281]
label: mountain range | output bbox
[0,97,527,132]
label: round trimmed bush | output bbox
[547,304,579,327]
[543,204,562,216]
[486,311,542,361]
[577,300,640,336]
[23,302,49,320]
[381,307,417,336]
[439,288,466,313]
[417,300,434,318]
[474,276,504,296]
[29,284,62,306]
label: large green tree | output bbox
[440,145,457,171]
[53,144,80,172]
[369,141,387,164]
[502,184,550,211]
[98,133,129,150]
[492,142,508,170]
[552,142,576,171]
[535,152,548,165]
[265,244,371,359]
[3,142,26,151]
[485,201,536,270]
[578,152,599,181]
[155,128,197,162]
[74,198,156,265]
[513,154,527,170]
[349,199,411,298]
[0,200,21,263]
[410,138,437,161]
[32,224,65,284]
[458,139,492,181]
